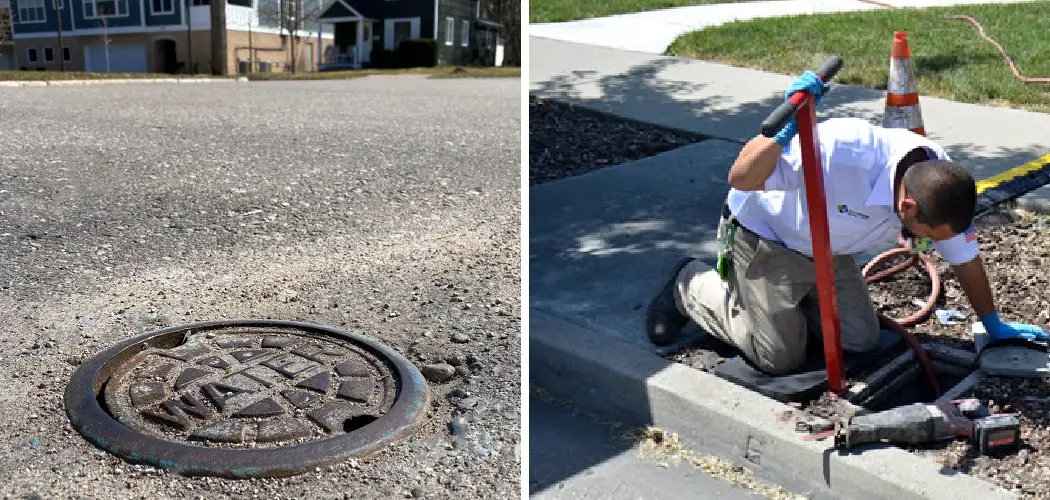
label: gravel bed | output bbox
[527,95,1050,497]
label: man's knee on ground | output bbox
[841,315,881,353]
[750,342,807,375]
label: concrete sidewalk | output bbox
[529,36,1050,211]
[529,0,1044,55]
[530,396,766,499]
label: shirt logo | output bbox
[836,204,870,220]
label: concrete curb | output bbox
[0,77,249,87]
[529,307,1019,500]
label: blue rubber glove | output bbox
[980,311,1049,342]
[774,70,831,147]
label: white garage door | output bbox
[84,44,147,73]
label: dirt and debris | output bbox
[633,426,807,500]
[529,96,707,186]
[528,94,1050,498]
[930,375,1050,498]
[868,211,1050,343]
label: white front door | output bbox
[362,21,373,63]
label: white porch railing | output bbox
[189,5,258,29]
[225,5,258,27]
[323,46,359,66]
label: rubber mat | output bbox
[707,329,903,403]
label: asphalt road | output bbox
[0,76,520,499]
[530,395,766,500]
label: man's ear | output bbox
[899,197,918,217]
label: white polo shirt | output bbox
[725,117,980,266]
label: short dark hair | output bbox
[901,158,976,234]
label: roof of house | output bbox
[318,0,392,21]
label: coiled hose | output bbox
[862,246,942,395]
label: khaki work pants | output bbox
[675,222,881,375]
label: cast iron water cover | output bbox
[64,320,429,478]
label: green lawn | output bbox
[0,70,220,81]
[667,2,1050,112]
[530,0,754,24]
[247,66,520,80]
[0,66,518,82]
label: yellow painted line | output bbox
[975,152,1050,193]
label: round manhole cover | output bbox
[64,320,429,478]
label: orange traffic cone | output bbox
[883,31,926,136]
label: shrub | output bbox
[370,49,395,69]
[396,39,438,68]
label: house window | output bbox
[445,17,455,46]
[63,46,71,62]
[84,0,128,18]
[18,0,46,23]
[26,48,39,63]
[43,47,54,63]
[150,0,173,14]
[461,20,468,46]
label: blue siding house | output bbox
[7,0,334,73]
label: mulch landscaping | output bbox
[529,94,1050,498]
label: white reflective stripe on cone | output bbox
[887,58,918,94]
[883,104,924,130]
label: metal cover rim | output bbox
[64,319,430,478]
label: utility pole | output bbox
[55,0,64,71]
[101,17,110,72]
[186,0,193,73]
[210,0,226,74]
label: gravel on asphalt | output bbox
[1,76,520,499]
[528,94,1050,498]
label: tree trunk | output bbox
[56,0,65,71]
[210,0,228,75]
[289,33,297,74]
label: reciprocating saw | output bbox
[833,399,1021,455]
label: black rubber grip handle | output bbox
[816,55,844,82]
[760,101,801,138]
[760,56,844,138]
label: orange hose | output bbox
[853,0,1050,84]
[862,247,941,327]
[862,246,943,396]
[878,312,942,395]
[947,15,1050,84]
